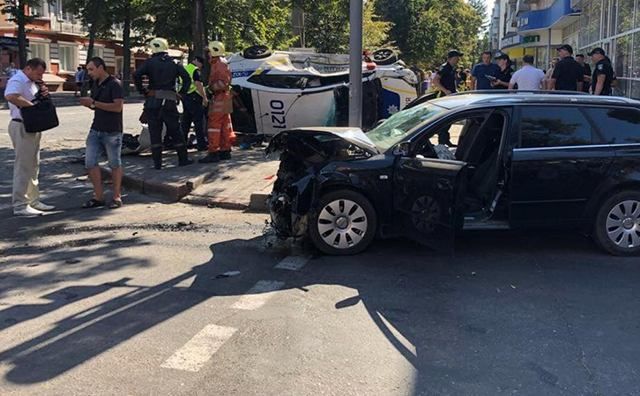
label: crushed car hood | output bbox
[266,128,380,164]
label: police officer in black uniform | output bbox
[134,37,193,170]
[550,44,583,91]
[432,50,462,146]
[588,47,614,96]
[491,52,512,89]
[433,50,463,96]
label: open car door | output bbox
[393,156,468,251]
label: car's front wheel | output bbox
[594,190,640,256]
[308,190,377,255]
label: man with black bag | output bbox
[4,58,56,217]
[134,37,193,170]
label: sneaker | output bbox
[198,153,220,163]
[31,201,56,211]
[219,151,232,160]
[14,205,45,217]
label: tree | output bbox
[363,0,393,51]
[1,0,42,67]
[299,0,349,53]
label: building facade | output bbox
[0,1,141,90]
[490,0,640,97]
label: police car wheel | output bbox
[243,45,272,59]
[372,48,397,65]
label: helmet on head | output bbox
[208,41,225,57]
[149,37,169,54]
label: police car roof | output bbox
[429,90,640,109]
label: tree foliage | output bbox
[1,0,43,67]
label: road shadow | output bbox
[0,230,638,394]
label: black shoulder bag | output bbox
[21,83,59,133]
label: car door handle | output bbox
[437,178,453,190]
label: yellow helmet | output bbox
[149,37,169,54]
[208,41,225,57]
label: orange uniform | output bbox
[207,58,234,153]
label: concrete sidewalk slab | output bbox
[101,148,279,212]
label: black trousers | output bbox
[147,100,185,149]
[181,93,207,150]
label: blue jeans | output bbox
[85,129,122,168]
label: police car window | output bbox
[247,74,306,89]
[584,107,640,144]
[519,106,593,148]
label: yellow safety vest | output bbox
[183,63,198,94]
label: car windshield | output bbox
[367,103,446,151]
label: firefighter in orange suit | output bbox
[199,41,234,163]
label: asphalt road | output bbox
[0,178,639,395]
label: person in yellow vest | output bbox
[180,56,209,151]
[200,41,234,163]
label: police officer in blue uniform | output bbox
[432,50,463,146]
[588,47,614,96]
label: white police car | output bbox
[228,46,419,135]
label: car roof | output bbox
[429,91,640,110]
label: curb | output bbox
[100,167,195,202]
[179,192,270,213]
[100,166,270,212]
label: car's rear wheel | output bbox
[243,45,272,59]
[594,190,640,256]
[308,190,377,255]
[372,48,398,65]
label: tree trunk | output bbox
[192,0,206,61]
[17,0,27,67]
[122,1,132,96]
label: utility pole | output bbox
[348,0,363,128]
[192,0,207,61]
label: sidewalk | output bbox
[102,147,279,212]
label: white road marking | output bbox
[161,324,237,372]
[274,256,309,271]
[231,280,285,310]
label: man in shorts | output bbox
[79,57,124,209]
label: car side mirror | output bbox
[393,142,410,156]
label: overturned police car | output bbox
[267,91,640,256]
[228,48,419,135]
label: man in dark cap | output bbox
[491,52,512,89]
[549,44,583,91]
[588,47,614,96]
[575,54,592,93]
[432,50,463,96]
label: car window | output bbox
[367,103,446,151]
[584,107,640,144]
[519,106,593,148]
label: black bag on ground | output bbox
[20,98,59,133]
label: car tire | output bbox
[308,190,377,255]
[372,48,398,65]
[243,45,272,60]
[593,190,640,256]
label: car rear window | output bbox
[584,107,640,145]
[519,106,594,148]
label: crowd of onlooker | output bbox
[417,44,616,97]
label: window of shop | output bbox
[615,35,632,78]
[617,0,635,34]
[29,43,49,66]
[58,44,76,72]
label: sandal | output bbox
[109,199,123,209]
[82,198,105,208]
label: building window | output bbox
[615,35,632,78]
[58,45,77,72]
[617,0,635,34]
[92,47,104,59]
[29,43,49,65]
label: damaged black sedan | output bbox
[267,92,640,256]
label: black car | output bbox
[266,92,640,256]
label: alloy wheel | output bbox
[606,199,640,249]
[317,199,368,250]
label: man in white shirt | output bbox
[509,55,545,91]
[4,58,55,216]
